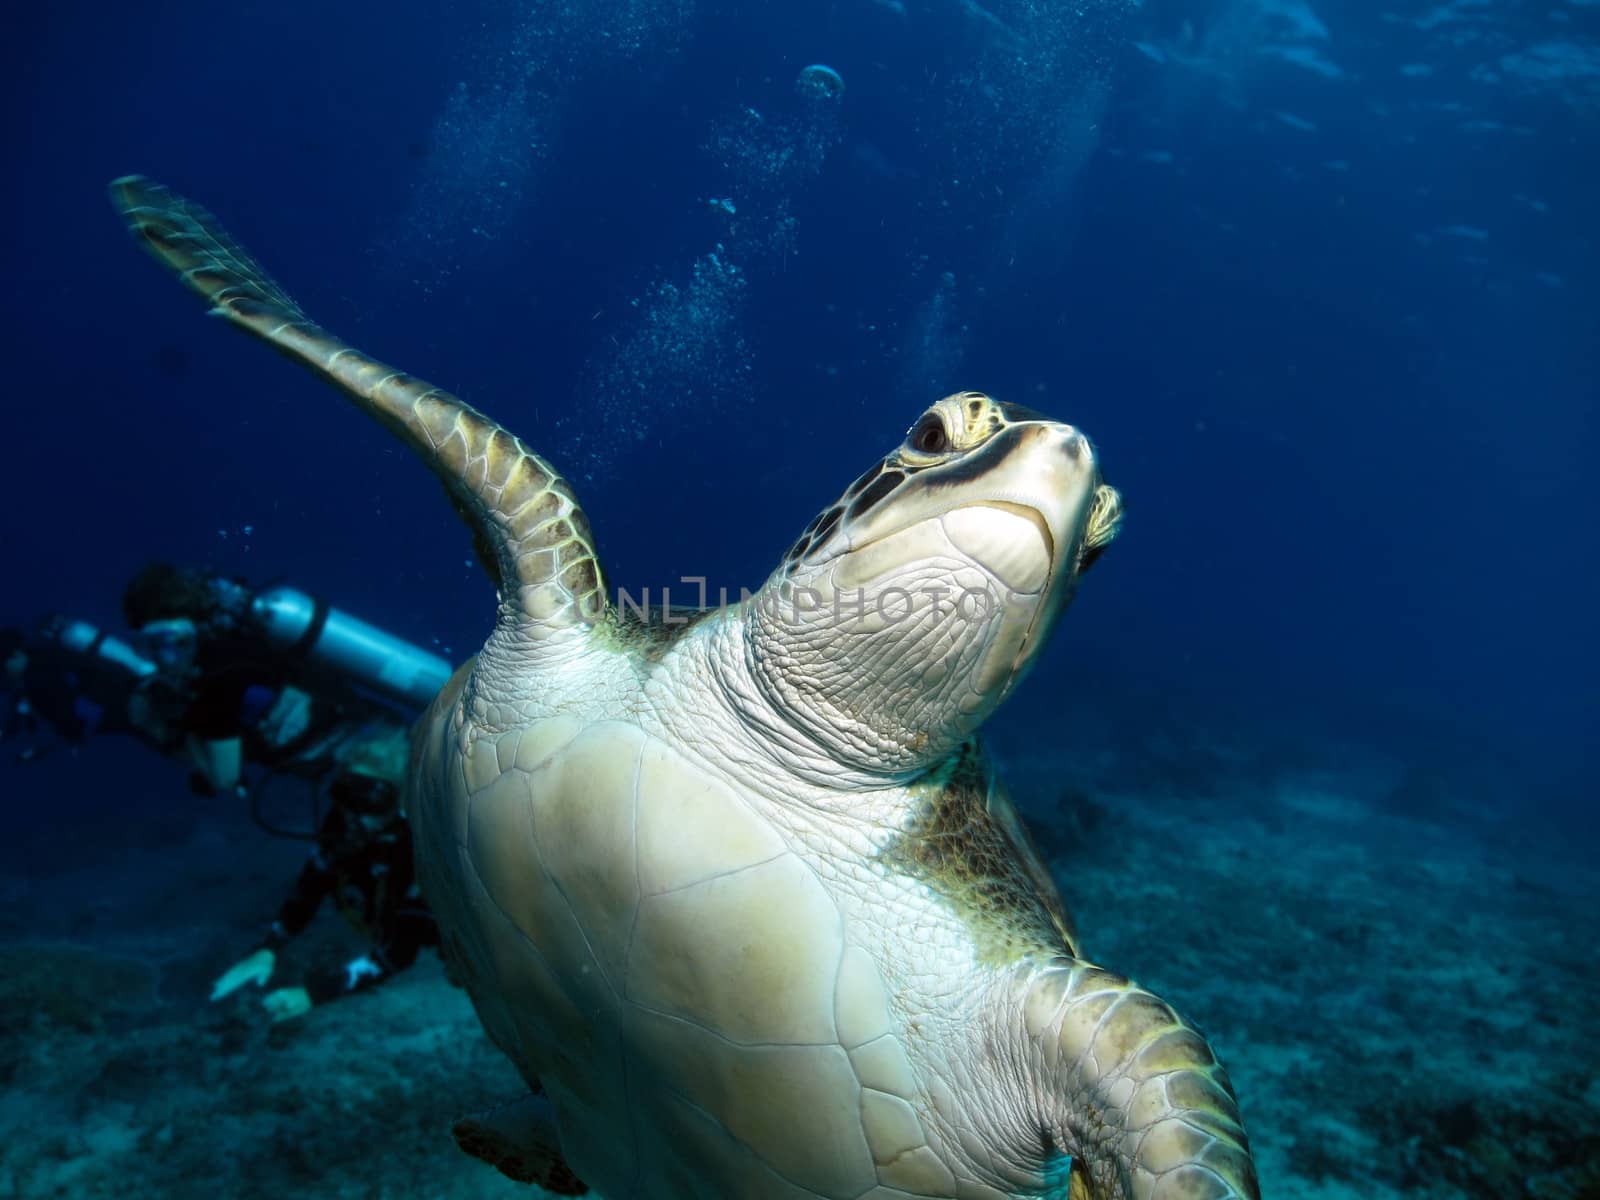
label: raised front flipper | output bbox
[109,175,606,646]
[453,1092,589,1194]
[1019,959,1259,1199]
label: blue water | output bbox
[3,1,1595,1196]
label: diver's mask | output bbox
[138,618,199,672]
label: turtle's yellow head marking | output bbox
[749,392,1121,776]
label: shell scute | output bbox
[634,741,788,896]
[834,944,895,1049]
[627,1010,875,1197]
[625,852,844,1045]
[526,722,648,994]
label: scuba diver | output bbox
[207,725,441,1023]
[116,561,452,798]
[1,617,176,755]
[2,561,456,1022]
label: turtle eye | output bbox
[908,413,950,455]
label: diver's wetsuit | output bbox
[185,636,296,751]
[16,635,130,739]
[177,621,389,789]
[260,787,438,1004]
[2,618,181,755]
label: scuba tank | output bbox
[53,619,160,680]
[248,586,453,710]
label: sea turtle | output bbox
[113,175,1259,1200]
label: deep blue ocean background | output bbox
[7,0,1595,815]
[2,1,1596,1196]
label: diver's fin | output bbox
[451,1093,589,1194]
[109,175,606,643]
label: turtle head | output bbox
[745,391,1122,777]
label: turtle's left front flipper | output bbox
[1017,959,1260,1199]
[109,175,606,644]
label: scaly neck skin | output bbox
[732,559,1047,784]
[464,600,898,799]
[673,610,909,795]
[685,567,1024,791]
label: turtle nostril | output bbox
[1062,434,1085,462]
